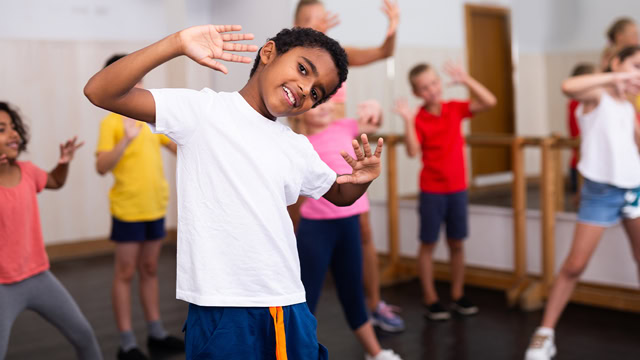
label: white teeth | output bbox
[283,86,295,105]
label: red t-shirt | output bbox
[567,99,580,169]
[415,101,472,193]
[0,161,50,284]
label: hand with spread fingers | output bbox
[178,25,259,74]
[58,136,84,165]
[337,134,384,185]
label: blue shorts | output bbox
[419,191,468,244]
[577,178,640,227]
[110,216,166,242]
[183,303,328,360]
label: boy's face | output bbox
[412,69,442,105]
[0,111,20,160]
[258,43,340,118]
[295,3,326,32]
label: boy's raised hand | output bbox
[178,25,258,74]
[58,136,84,165]
[337,134,384,184]
[393,98,413,120]
[444,61,469,86]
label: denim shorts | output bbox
[577,178,640,226]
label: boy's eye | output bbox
[311,89,318,101]
[299,63,307,75]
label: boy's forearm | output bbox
[324,181,372,207]
[84,33,183,121]
[465,76,497,110]
[403,118,420,157]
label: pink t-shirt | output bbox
[300,118,370,220]
[0,161,50,284]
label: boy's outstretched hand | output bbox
[337,134,383,184]
[178,25,259,74]
[58,136,84,165]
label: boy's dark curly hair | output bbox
[0,102,28,153]
[249,27,348,106]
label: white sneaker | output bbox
[365,349,403,360]
[524,328,557,360]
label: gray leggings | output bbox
[0,271,102,360]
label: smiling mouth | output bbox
[7,142,19,150]
[282,86,297,107]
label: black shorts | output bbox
[110,216,166,242]
[419,191,468,244]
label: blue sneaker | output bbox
[371,301,405,333]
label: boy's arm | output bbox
[343,0,399,66]
[84,25,257,124]
[323,135,383,206]
[444,62,497,113]
[46,137,84,189]
[393,98,420,158]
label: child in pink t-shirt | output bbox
[295,101,402,360]
[0,102,101,359]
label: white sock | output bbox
[536,326,555,337]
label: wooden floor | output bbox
[6,244,640,360]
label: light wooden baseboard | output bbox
[45,229,177,262]
[378,254,640,313]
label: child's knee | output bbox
[561,257,588,279]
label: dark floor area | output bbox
[469,182,579,213]
[6,245,640,360]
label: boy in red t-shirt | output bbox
[394,62,496,320]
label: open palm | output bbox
[337,134,384,184]
[178,25,258,74]
[59,136,84,165]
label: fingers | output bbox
[361,134,372,157]
[214,25,244,34]
[352,139,364,161]
[340,150,358,168]
[218,51,254,64]
[222,42,259,53]
[74,141,85,150]
[220,32,255,43]
[199,58,229,74]
[373,137,384,158]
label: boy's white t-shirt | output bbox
[577,92,640,189]
[149,88,337,307]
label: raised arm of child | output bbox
[393,98,420,158]
[84,25,257,124]
[343,0,399,66]
[561,72,640,103]
[323,134,383,206]
[357,99,383,134]
[444,62,497,113]
[46,136,84,189]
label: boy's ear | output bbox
[260,41,277,66]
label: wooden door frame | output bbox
[464,3,516,179]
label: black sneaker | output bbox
[147,335,185,354]
[424,302,451,320]
[451,296,479,316]
[117,347,148,360]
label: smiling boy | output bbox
[84,25,384,359]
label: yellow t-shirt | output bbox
[96,113,171,222]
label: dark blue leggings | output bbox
[297,215,368,330]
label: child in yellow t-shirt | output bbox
[95,54,181,360]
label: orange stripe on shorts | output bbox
[269,306,288,360]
